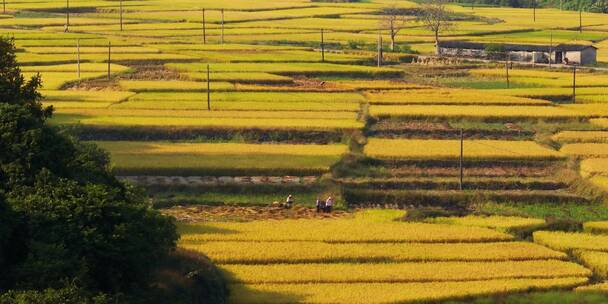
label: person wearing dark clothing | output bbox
[316,197,325,213]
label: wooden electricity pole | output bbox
[3,0,6,14]
[77,39,81,79]
[107,41,111,81]
[506,52,510,88]
[459,128,464,191]
[119,0,123,31]
[66,0,70,31]
[221,9,225,44]
[321,29,325,62]
[207,64,211,111]
[377,33,382,67]
[572,65,577,103]
[202,9,206,44]
[549,32,553,67]
[579,7,583,33]
[533,0,536,22]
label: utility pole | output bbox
[549,32,553,67]
[202,9,206,44]
[3,0,6,14]
[107,41,111,81]
[207,64,211,111]
[572,65,577,103]
[533,0,536,22]
[77,39,80,79]
[459,128,464,191]
[377,33,382,67]
[221,9,225,44]
[119,0,123,31]
[579,7,583,33]
[321,28,325,62]
[506,52,510,88]
[66,0,70,32]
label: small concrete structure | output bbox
[438,41,598,65]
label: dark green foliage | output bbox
[0,195,18,289]
[0,38,47,121]
[0,283,111,304]
[9,176,177,292]
[0,36,181,301]
[148,249,229,304]
[344,188,588,208]
[62,124,343,144]
[0,104,119,192]
[0,37,115,192]
[475,201,608,222]
[485,43,507,60]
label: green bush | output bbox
[0,37,181,299]
[0,284,111,304]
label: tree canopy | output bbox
[0,37,177,301]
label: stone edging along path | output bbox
[119,176,319,186]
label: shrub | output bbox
[0,37,179,298]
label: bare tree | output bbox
[416,0,453,55]
[380,5,408,51]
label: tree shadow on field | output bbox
[177,222,239,236]
[227,281,304,304]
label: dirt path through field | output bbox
[163,205,351,222]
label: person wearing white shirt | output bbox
[324,196,334,213]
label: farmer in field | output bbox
[315,197,325,213]
[325,196,334,213]
[285,194,294,208]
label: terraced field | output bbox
[182,210,592,303]
[6,0,608,302]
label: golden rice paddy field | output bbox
[6,0,608,302]
[584,221,608,234]
[181,210,600,303]
[365,138,564,161]
[96,141,348,176]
